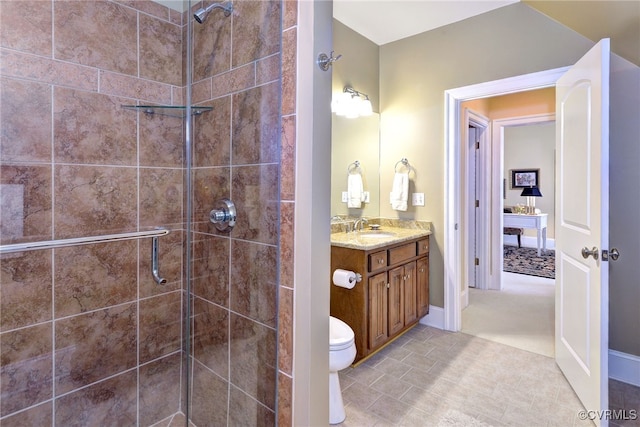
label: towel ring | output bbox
[347,160,361,174]
[395,158,411,172]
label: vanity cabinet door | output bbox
[417,257,429,318]
[403,261,418,325]
[388,266,405,336]
[368,272,388,349]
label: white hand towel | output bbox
[347,173,364,208]
[390,172,408,211]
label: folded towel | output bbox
[347,173,364,208]
[390,172,408,211]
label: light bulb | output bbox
[359,99,373,116]
[334,92,352,116]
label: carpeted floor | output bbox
[503,245,555,279]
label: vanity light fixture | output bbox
[331,86,373,118]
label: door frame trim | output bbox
[462,110,490,298]
[443,66,569,331]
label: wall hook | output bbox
[317,51,342,71]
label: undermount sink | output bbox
[357,231,396,239]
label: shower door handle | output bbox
[152,236,167,284]
[210,199,236,232]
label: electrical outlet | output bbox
[341,191,348,203]
[363,192,370,203]
[412,193,425,206]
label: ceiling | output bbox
[333,0,518,45]
[333,0,640,66]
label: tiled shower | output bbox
[0,0,294,425]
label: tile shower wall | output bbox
[2,0,294,425]
[188,0,285,425]
[0,1,185,425]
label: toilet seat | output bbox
[330,316,355,351]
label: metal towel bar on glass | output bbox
[0,228,171,285]
[0,229,170,254]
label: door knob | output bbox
[581,246,599,260]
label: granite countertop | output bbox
[330,226,431,250]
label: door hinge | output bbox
[475,141,480,149]
[475,258,479,266]
[475,200,479,208]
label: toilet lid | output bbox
[330,316,355,349]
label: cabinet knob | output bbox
[423,245,427,250]
[420,268,424,273]
[386,283,390,288]
[378,259,384,264]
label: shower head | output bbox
[194,1,233,24]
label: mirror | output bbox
[330,113,380,218]
[331,19,381,219]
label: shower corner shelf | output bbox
[121,104,213,118]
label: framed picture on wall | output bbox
[510,169,539,189]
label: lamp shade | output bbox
[520,186,542,197]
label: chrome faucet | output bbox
[353,217,369,232]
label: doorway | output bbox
[442,67,568,332]
[461,101,557,357]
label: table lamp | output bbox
[520,186,542,214]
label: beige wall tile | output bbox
[0,77,52,163]
[140,14,182,86]
[193,9,231,81]
[54,1,137,75]
[232,82,280,165]
[55,371,137,425]
[99,70,172,104]
[0,164,52,245]
[139,292,182,362]
[230,240,277,327]
[0,1,52,56]
[230,313,277,409]
[232,0,280,68]
[139,354,182,426]
[193,297,229,379]
[0,251,53,331]
[53,87,137,165]
[55,304,137,394]
[54,165,137,238]
[0,324,53,415]
[0,49,99,92]
[230,164,279,244]
[194,97,231,167]
[54,241,137,317]
[211,63,255,98]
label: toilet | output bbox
[329,316,356,424]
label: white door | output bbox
[555,39,609,425]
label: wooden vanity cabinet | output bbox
[331,236,430,363]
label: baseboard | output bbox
[520,236,555,250]
[419,305,444,329]
[609,349,640,387]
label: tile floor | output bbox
[337,324,640,426]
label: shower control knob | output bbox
[209,199,236,232]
